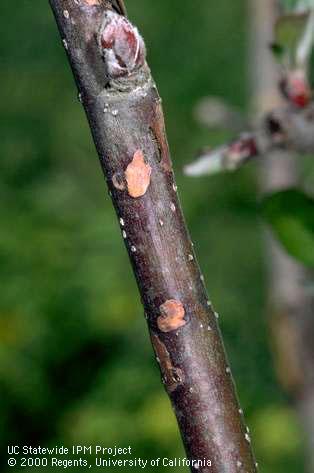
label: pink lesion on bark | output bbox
[125,150,152,198]
[157,299,186,333]
[83,0,101,5]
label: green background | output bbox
[0,1,307,472]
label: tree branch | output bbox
[48,1,257,471]
[184,103,314,177]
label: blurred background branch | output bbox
[185,103,314,176]
[251,2,314,472]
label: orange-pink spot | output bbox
[157,300,186,333]
[84,0,100,5]
[125,150,151,198]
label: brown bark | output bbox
[48,1,257,471]
[249,1,314,471]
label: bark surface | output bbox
[48,1,257,471]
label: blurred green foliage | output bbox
[0,1,307,472]
[262,189,314,267]
[281,0,314,11]
[272,12,309,66]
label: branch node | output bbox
[98,10,146,79]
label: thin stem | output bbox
[185,101,314,177]
[48,1,257,471]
